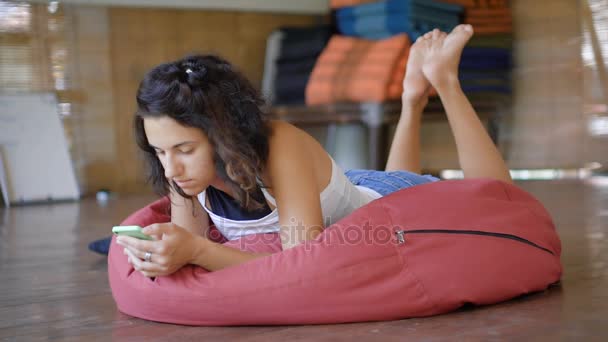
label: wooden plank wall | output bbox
[68,7,118,194]
[503,0,585,169]
[417,0,586,171]
[65,0,598,194]
[581,0,608,169]
[68,6,319,194]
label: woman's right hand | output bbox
[117,223,208,277]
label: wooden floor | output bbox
[1,179,607,341]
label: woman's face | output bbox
[144,116,217,196]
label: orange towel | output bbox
[306,34,412,105]
[440,0,509,8]
[330,0,378,9]
[466,15,512,34]
[466,8,511,17]
[464,8,512,34]
[441,0,512,33]
[466,17,512,25]
[321,33,409,52]
[439,0,476,6]
[472,24,513,34]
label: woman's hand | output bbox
[115,223,206,278]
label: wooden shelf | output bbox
[269,97,504,125]
[268,97,508,170]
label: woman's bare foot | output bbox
[418,24,474,92]
[402,34,432,107]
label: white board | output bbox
[0,93,80,204]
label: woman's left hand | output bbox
[115,223,205,278]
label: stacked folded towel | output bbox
[264,0,512,107]
[441,0,512,34]
[437,0,513,94]
[330,0,377,9]
[459,47,512,94]
[261,26,331,105]
[305,34,410,105]
[335,0,463,41]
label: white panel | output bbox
[0,93,80,203]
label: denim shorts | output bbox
[344,169,440,197]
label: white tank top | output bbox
[197,158,382,241]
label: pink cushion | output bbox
[108,179,562,325]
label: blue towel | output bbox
[336,0,462,19]
[278,26,331,61]
[266,25,330,105]
[459,47,512,70]
[338,12,459,37]
[336,0,463,41]
[462,47,512,59]
[338,16,460,41]
[459,59,511,70]
[275,72,311,105]
[460,85,512,94]
[279,26,331,40]
[276,56,319,74]
[459,67,512,94]
[459,70,511,82]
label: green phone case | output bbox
[112,225,154,240]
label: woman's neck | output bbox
[208,178,234,198]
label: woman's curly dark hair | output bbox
[134,54,270,211]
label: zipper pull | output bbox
[395,230,405,244]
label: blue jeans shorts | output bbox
[344,169,440,196]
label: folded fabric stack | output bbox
[441,0,512,34]
[261,26,331,105]
[281,0,511,106]
[437,0,513,95]
[459,47,512,94]
[330,0,377,9]
[305,34,410,106]
[334,0,463,41]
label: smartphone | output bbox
[112,225,154,240]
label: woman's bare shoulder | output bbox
[268,119,303,137]
[267,120,326,158]
[264,120,332,190]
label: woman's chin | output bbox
[179,185,203,196]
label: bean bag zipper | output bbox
[394,229,554,255]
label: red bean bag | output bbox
[108,179,561,326]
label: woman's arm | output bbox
[188,121,330,268]
[122,123,327,274]
[191,239,271,271]
[169,189,272,271]
[119,223,271,274]
[266,121,327,250]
